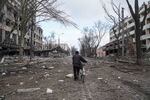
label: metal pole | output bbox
[58,36,60,46]
[122,7,125,56]
[30,18,34,61]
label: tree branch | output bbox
[126,0,136,20]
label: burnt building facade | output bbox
[104,1,150,56]
[0,0,43,56]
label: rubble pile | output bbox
[0,57,150,100]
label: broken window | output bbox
[129,26,134,32]
[0,29,2,42]
[12,34,17,44]
[6,18,11,27]
[34,41,36,45]
[141,40,146,46]
[0,13,4,23]
[5,31,10,39]
[148,29,150,34]
[147,18,150,24]
[27,39,30,46]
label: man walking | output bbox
[72,51,87,80]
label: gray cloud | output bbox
[41,0,149,48]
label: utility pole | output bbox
[58,36,60,46]
[118,7,121,57]
[122,7,125,56]
[57,33,64,46]
[30,17,34,61]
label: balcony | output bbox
[141,34,150,40]
[147,44,150,49]
[127,23,135,28]
[129,30,135,35]
[147,13,150,19]
[141,44,147,48]
[143,23,150,30]
[139,7,145,14]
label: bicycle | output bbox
[79,64,86,83]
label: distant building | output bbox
[25,26,43,50]
[41,42,70,53]
[96,47,106,57]
[59,43,70,51]
[104,1,150,56]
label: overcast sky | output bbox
[39,0,149,49]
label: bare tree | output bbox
[0,0,8,12]
[79,21,107,57]
[102,0,122,57]
[93,21,108,57]
[126,0,148,64]
[43,32,56,50]
[71,46,77,56]
[49,32,56,49]
[82,27,96,57]
[43,36,51,50]
[102,0,136,58]
[78,39,86,56]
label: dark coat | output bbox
[72,54,87,68]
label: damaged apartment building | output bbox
[0,0,43,56]
[104,1,150,56]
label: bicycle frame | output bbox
[79,67,85,83]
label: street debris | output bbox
[63,62,67,65]
[42,66,46,69]
[46,88,53,94]
[58,70,62,73]
[110,65,115,68]
[29,77,34,80]
[1,57,150,100]
[117,86,121,89]
[2,72,6,76]
[22,67,27,70]
[20,82,24,85]
[17,88,40,93]
[135,94,140,99]
[97,78,103,80]
[118,77,121,79]
[6,84,10,87]
[133,80,139,83]
[10,72,16,75]
[104,80,107,83]
[35,81,38,84]
[112,73,115,76]
[66,74,73,78]
[49,67,54,69]
[58,80,64,82]
[0,95,5,100]
[44,74,50,78]
[0,57,5,63]
[30,62,34,64]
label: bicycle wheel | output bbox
[78,69,81,80]
[81,74,85,83]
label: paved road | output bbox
[0,57,150,100]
